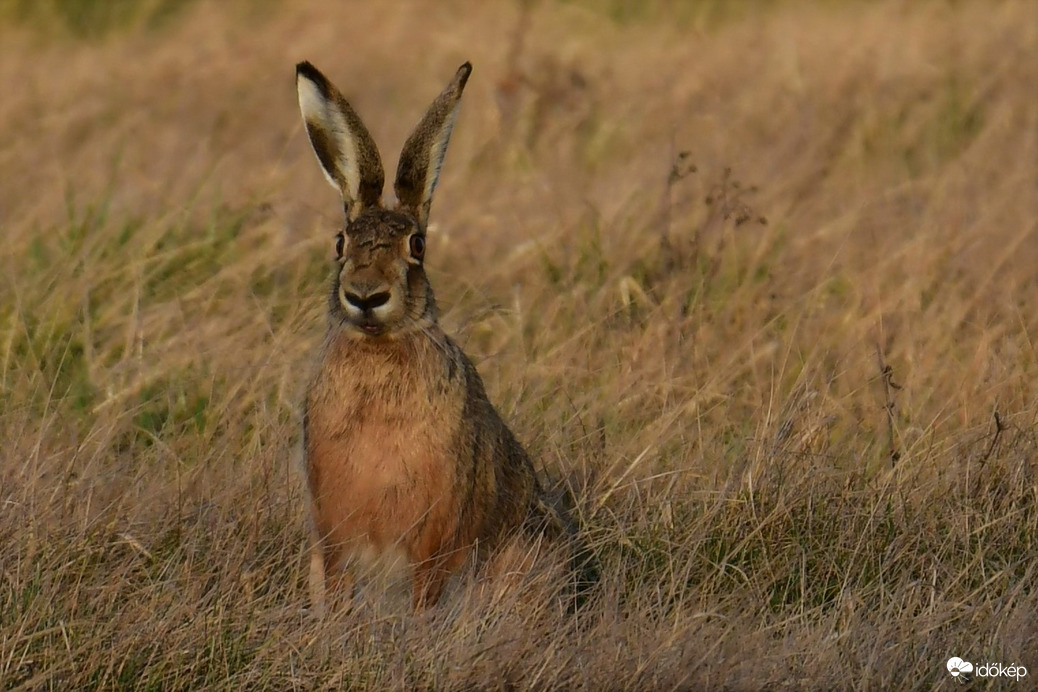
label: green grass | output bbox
[0,0,198,37]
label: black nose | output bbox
[344,290,391,312]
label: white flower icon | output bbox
[947,657,974,677]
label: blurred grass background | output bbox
[0,0,196,37]
[2,0,1037,689]
[0,0,856,37]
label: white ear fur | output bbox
[297,74,361,197]
[296,62,384,214]
[394,62,471,227]
[420,102,460,205]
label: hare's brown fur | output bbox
[296,61,585,614]
[305,314,538,609]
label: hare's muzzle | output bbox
[337,279,399,336]
[347,291,390,336]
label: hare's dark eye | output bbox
[409,234,425,261]
[334,233,345,258]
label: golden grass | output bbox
[2,0,1037,688]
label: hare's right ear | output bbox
[394,62,472,228]
[296,62,385,218]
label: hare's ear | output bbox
[296,62,385,218]
[394,62,471,228]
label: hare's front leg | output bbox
[308,530,328,618]
[310,531,357,617]
[411,561,451,611]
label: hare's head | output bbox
[296,61,470,337]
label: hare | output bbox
[296,61,595,615]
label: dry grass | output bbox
[3,0,1038,689]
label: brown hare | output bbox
[295,60,595,615]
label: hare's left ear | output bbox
[296,61,385,219]
[394,62,471,228]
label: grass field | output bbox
[2,0,1037,688]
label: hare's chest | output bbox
[304,345,465,537]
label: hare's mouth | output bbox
[355,319,387,336]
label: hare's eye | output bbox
[409,234,425,261]
[334,233,345,258]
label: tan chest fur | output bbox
[304,331,466,572]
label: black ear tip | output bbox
[296,61,323,83]
[456,61,473,87]
[297,61,333,98]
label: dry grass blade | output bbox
[2,0,1038,689]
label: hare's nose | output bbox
[344,290,391,311]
